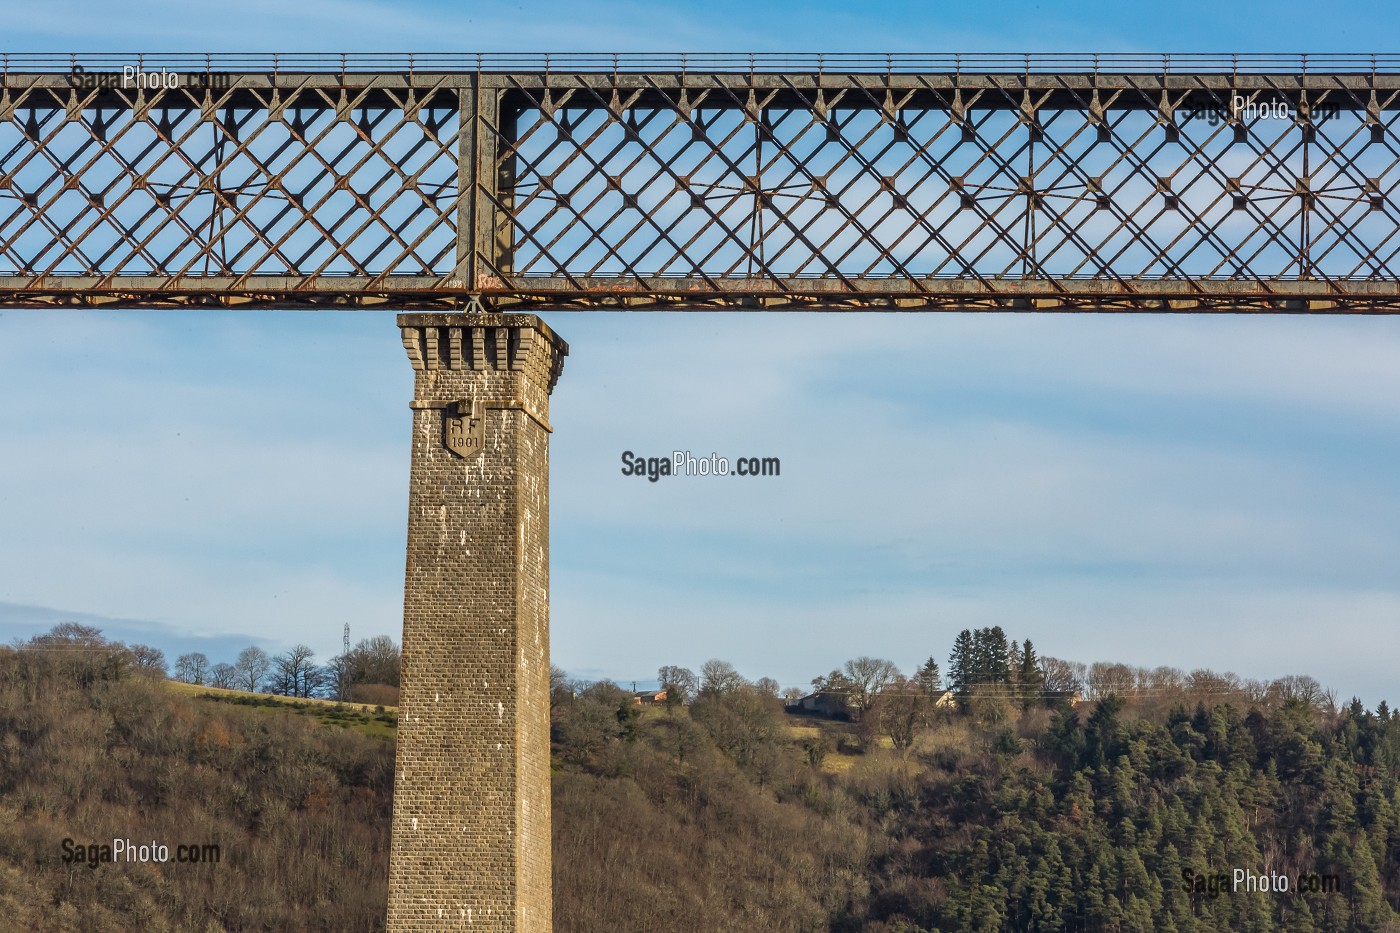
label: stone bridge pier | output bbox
[387,313,567,933]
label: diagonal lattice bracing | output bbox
[1,54,1400,310]
[0,71,463,304]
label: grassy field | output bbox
[165,679,399,738]
[165,680,911,765]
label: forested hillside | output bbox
[2,625,1399,931]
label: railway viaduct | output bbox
[2,51,1399,931]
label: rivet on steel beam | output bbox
[402,88,421,123]
[132,89,157,124]
[65,89,85,123]
[1366,178,1384,211]
[266,88,287,123]
[1020,89,1041,141]
[950,88,967,125]
[1295,177,1314,211]
[1157,89,1176,141]
[1227,178,1246,211]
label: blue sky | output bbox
[2,2,1399,703]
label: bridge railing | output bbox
[4,52,1400,76]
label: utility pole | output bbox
[342,622,351,701]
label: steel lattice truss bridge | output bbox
[3,52,1400,311]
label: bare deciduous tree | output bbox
[700,659,746,697]
[209,662,238,690]
[234,646,270,694]
[128,644,167,678]
[271,644,321,698]
[841,656,900,721]
[174,652,209,685]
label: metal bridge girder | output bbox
[1,53,1400,311]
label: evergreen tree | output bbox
[1018,638,1046,709]
[916,656,942,698]
[979,626,1013,687]
[948,629,975,701]
[915,656,943,727]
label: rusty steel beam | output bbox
[1,54,1400,310]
